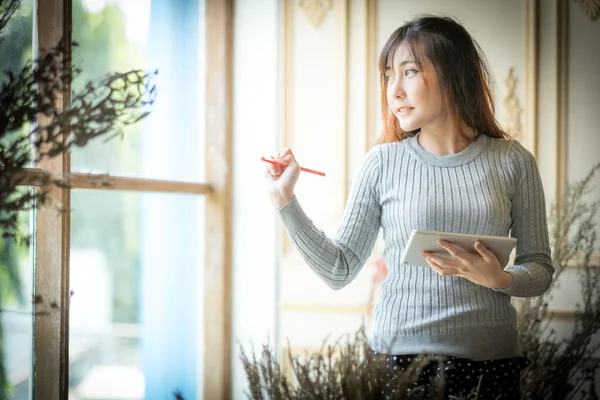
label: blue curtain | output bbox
[140,0,201,399]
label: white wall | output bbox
[566,0,600,229]
[536,0,559,199]
[537,0,600,227]
[231,0,279,397]
[538,0,600,325]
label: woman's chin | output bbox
[398,121,420,132]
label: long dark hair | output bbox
[377,15,510,144]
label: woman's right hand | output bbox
[263,148,301,208]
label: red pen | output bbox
[261,156,326,177]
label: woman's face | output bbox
[384,41,444,132]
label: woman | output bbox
[263,15,552,399]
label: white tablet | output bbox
[400,230,517,269]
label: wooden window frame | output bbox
[28,0,232,398]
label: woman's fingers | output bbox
[422,252,460,270]
[474,241,494,263]
[264,150,289,178]
[426,257,460,276]
[269,152,283,175]
[280,148,292,158]
[437,240,472,262]
[268,149,299,176]
[263,148,302,182]
[264,164,273,178]
[278,148,299,166]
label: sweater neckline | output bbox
[405,132,489,167]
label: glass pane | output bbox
[70,0,204,182]
[68,190,204,400]
[1,208,34,400]
[0,0,34,168]
[0,0,33,80]
[1,0,35,398]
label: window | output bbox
[2,0,232,398]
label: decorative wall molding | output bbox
[298,0,334,28]
[525,0,539,159]
[557,0,569,203]
[366,0,378,150]
[566,254,600,268]
[574,0,600,20]
[341,0,350,199]
[280,0,294,256]
[279,0,349,258]
[281,303,372,314]
[502,67,524,141]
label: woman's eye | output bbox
[405,69,418,76]
[384,75,392,82]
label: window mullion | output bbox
[33,0,72,399]
[204,0,233,397]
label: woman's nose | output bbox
[391,79,406,99]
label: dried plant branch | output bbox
[0,40,156,244]
[240,329,452,400]
[0,0,20,34]
[517,162,600,399]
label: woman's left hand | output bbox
[422,240,513,289]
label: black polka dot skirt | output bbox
[365,350,531,399]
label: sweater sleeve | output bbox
[276,146,382,290]
[494,142,555,297]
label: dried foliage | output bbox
[517,162,600,399]
[0,39,156,245]
[0,0,20,34]
[240,331,487,400]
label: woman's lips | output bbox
[396,106,414,114]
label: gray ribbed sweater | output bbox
[277,133,554,361]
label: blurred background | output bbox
[0,0,598,399]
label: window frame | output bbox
[25,0,233,398]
